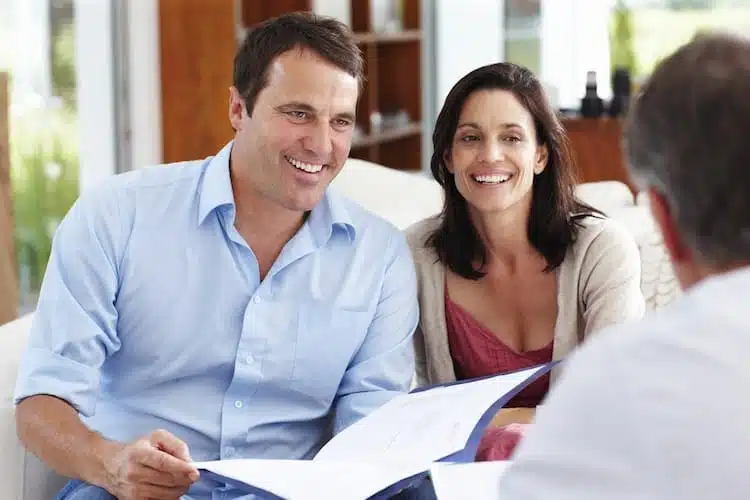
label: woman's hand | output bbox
[490,407,536,427]
[476,424,528,461]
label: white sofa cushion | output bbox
[331,158,444,230]
[0,315,67,500]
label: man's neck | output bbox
[230,164,308,280]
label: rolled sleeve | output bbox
[13,185,127,417]
[333,231,418,433]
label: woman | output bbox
[407,63,645,453]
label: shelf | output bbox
[353,29,421,44]
[352,122,422,148]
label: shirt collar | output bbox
[197,141,235,225]
[197,141,356,242]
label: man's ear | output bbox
[647,187,691,264]
[534,144,549,174]
[228,86,246,131]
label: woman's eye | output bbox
[461,135,479,142]
[505,136,521,143]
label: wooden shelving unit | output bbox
[158,0,424,171]
[237,0,424,171]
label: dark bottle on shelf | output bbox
[580,70,604,118]
[608,67,632,117]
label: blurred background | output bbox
[1,0,749,323]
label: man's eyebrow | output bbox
[334,111,356,122]
[276,102,318,113]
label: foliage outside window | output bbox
[2,1,79,310]
[610,0,750,82]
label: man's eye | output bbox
[334,119,352,127]
[288,111,308,119]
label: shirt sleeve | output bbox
[13,184,128,417]
[580,219,646,337]
[332,230,418,434]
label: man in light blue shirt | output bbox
[14,12,418,500]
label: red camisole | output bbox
[445,287,553,408]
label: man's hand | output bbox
[104,429,200,500]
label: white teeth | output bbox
[286,156,324,173]
[473,174,511,184]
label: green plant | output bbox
[10,104,79,297]
[610,1,639,77]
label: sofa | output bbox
[0,158,680,499]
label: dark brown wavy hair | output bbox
[427,62,603,280]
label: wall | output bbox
[421,0,504,172]
[74,0,117,190]
[127,0,162,169]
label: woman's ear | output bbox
[534,144,549,175]
[443,150,454,174]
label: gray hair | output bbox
[624,31,750,266]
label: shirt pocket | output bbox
[290,303,372,405]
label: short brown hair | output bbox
[427,62,602,279]
[233,11,363,115]
[625,32,750,265]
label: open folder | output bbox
[194,362,555,500]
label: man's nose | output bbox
[304,123,333,159]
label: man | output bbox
[14,12,418,500]
[496,32,750,499]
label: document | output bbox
[429,461,511,500]
[195,362,554,500]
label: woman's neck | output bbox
[469,199,540,274]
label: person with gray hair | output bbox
[494,32,750,499]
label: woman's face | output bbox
[446,89,548,216]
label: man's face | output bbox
[229,48,359,212]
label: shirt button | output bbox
[245,355,253,364]
[234,400,243,409]
[253,295,261,304]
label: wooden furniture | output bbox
[0,72,19,325]
[158,0,423,171]
[562,117,635,192]
[158,0,236,164]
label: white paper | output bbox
[194,458,428,500]
[195,365,547,499]
[430,461,511,500]
[314,365,546,463]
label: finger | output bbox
[132,463,196,488]
[137,446,199,479]
[150,429,193,462]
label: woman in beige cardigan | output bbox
[406,63,645,433]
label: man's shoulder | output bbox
[103,158,206,194]
[73,159,208,220]
[556,293,750,402]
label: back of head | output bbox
[625,32,750,266]
[233,11,363,115]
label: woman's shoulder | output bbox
[568,214,641,275]
[404,216,442,252]
[573,215,637,254]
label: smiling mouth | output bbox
[285,155,325,174]
[471,174,513,185]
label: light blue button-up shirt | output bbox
[14,142,418,498]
